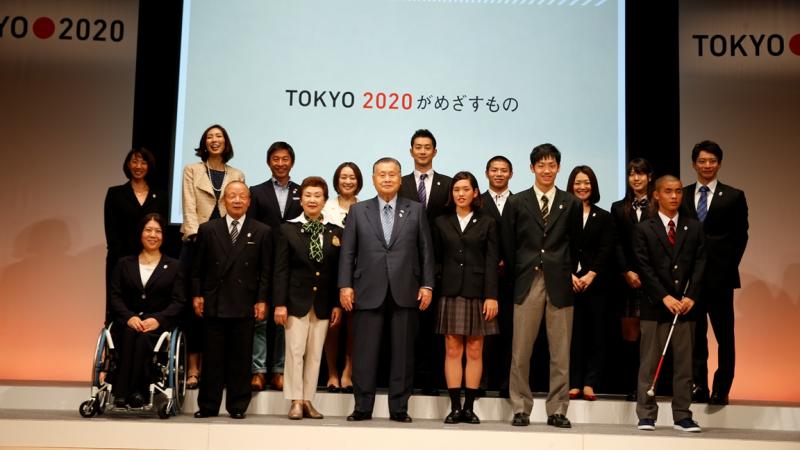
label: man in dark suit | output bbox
[398,129,452,394]
[481,155,514,396]
[339,157,435,423]
[192,181,272,419]
[503,144,581,428]
[681,140,748,405]
[633,175,706,433]
[248,141,303,391]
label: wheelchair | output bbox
[79,323,187,419]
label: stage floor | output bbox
[1,383,799,450]
[1,408,799,450]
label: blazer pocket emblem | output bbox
[332,236,341,247]
[247,241,256,245]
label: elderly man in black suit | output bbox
[633,175,706,433]
[398,129,452,395]
[503,143,581,428]
[192,181,272,419]
[248,141,303,391]
[339,157,435,423]
[681,140,748,406]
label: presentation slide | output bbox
[171,0,625,223]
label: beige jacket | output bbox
[181,162,245,240]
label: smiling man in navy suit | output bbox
[681,140,748,406]
[339,157,435,423]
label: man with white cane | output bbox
[632,175,706,432]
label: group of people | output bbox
[103,127,748,433]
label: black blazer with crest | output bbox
[108,255,184,330]
[433,212,499,299]
[680,182,748,290]
[249,179,303,228]
[501,188,582,307]
[399,171,453,225]
[633,215,706,322]
[104,182,169,266]
[191,216,273,318]
[273,221,343,319]
[571,205,615,291]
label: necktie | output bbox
[302,218,324,263]
[382,204,394,245]
[697,185,709,222]
[667,219,676,246]
[540,194,550,224]
[417,173,428,206]
[230,219,239,244]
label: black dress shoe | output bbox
[114,397,127,408]
[692,385,710,403]
[421,386,440,396]
[230,412,246,419]
[389,412,413,423]
[444,409,462,424]
[326,384,341,393]
[709,392,729,405]
[340,385,354,394]
[511,412,530,426]
[346,410,372,421]
[547,413,572,428]
[460,409,480,424]
[194,410,218,418]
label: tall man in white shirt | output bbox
[681,140,748,405]
[398,129,453,395]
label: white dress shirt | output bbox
[488,188,510,215]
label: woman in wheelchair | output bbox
[108,213,184,408]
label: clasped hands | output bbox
[339,287,433,311]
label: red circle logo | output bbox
[32,17,55,39]
[790,33,800,56]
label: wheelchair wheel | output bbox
[79,400,97,418]
[158,402,171,420]
[169,329,187,414]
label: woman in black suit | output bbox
[108,213,184,408]
[273,177,343,420]
[433,171,499,424]
[610,158,656,400]
[104,148,168,307]
[566,166,614,401]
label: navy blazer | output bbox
[501,188,582,307]
[273,221,343,319]
[633,216,706,322]
[338,196,435,309]
[191,216,273,318]
[108,255,184,330]
[249,179,303,228]
[433,212,499,299]
[681,182,748,290]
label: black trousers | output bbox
[693,286,735,396]
[197,317,254,415]
[113,326,160,400]
[352,291,419,414]
[569,289,607,389]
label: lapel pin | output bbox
[247,232,252,238]
[592,212,596,217]
[152,194,157,198]
[472,218,477,223]
[436,181,441,186]
[559,204,563,209]
[718,192,723,196]
[163,264,168,269]
[684,226,688,231]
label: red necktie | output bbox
[667,219,676,246]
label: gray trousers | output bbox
[509,272,573,416]
[637,319,695,422]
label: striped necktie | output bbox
[230,219,239,244]
[697,185,709,222]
